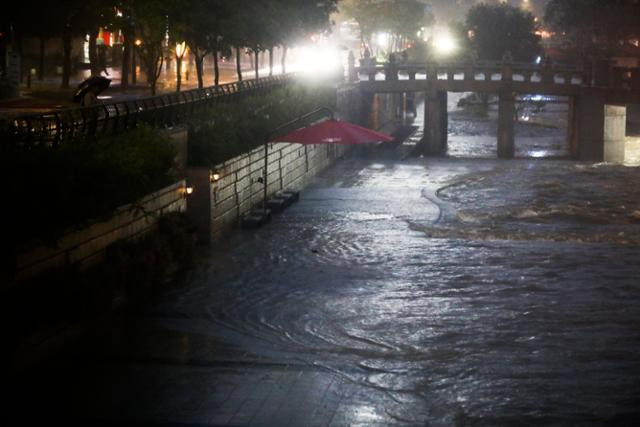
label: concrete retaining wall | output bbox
[187,142,347,241]
[13,181,188,283]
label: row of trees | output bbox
[462,0,640,63]
[341,0,433,55]
[544,0,640,56]
[2,0,338,93]
[341,0,639,66]
[340,1,541,64]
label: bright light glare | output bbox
[376,32,389,48]
[434,34,457,55]
[292,45,341,77]
[528,150,551,158]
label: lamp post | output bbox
[175,41,187,92]
[132,39,142,85]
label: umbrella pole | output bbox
[263,139,268,212]
[260,107,334,213]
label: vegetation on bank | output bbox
[5,125,177,255]
[188,83,337,168]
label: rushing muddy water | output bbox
[9,99,640,426]
[104,154,639,426]
[167,157,640,425]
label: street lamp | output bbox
[175,41,187,92]
[132,39,142,85]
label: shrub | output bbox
[4,125,177,256]
[188,83,336,167]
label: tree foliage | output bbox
[341,0,433,52]
[465,3,541,62]
[3,0,337,92]
[544,0,640,55]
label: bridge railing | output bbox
[353,59,640,92]
[352,60,587,87]
[2,73,297,148]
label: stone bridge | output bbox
[350,60,640,161]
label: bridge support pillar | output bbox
[422,89,447,155]
[575,89,606,161]
[603,105,627,163]
[498,92,515,159]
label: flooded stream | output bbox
[155,157,640,425]
[9,99,640,426]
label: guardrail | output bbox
[2,73,297,147]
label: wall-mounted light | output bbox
[210,171,221,182]
[134,39,142,47]
[182,186,195,197]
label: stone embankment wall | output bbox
[13,181,188,283]
[9,128,191,284]
[187,142,347,241]
[186,84,364,242]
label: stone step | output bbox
[241,209,272,229]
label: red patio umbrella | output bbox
[271,118,394,145]
[252,117,393,216]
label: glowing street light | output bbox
[176,41,187,58]
[376,32,389,48]
[175,41,187,92]
[433,33,457,56]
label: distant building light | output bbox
[535,30,552,39]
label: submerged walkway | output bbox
[6,151,640,425]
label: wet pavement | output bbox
[6,100,640,426]
[0,65,257,116]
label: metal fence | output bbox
[2,74,297,147]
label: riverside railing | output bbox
[2,73,296,147]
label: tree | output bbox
[77,1,116,77]
[465,3,541,62]
[122,0,176,95]
[544,0,640,57]
[279,0,339,72]
[341,0,432,56]
[2,1,59,82]
[172,0,230,89]
[224,4,254,82]
[12,0,89,88]
[243,1,272,80]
